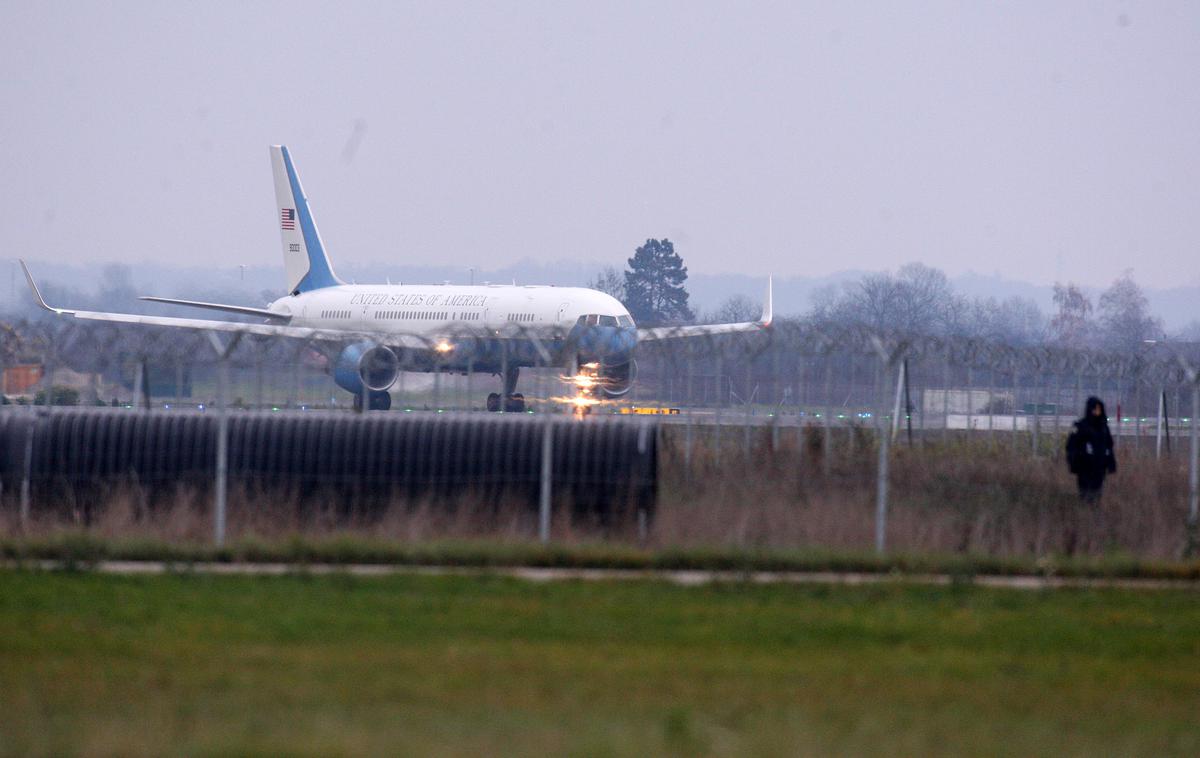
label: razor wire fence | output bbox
[1,315,1198,556]
[3,317,1197,423]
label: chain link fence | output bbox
[2,316,1198,557]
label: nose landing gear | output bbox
[352,390,392,412]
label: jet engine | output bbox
[597,356,637,398]
[333,342,400,396]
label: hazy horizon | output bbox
[3,2,1198,290]
[8,255,1199,330]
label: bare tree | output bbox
[1097,269,1163,351]
[962,296,1046,346]
[811,262,962,335]
[706,294,760,324]
[1050,282,1093,347]
[586,266,626,303]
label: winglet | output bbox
[759,275,773,328]
[19,260,73,315]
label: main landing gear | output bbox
[486,366,526,413]
[486,392,526,413]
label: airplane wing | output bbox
[20,261,428,350]
[138,296,291,322]
[637,275,773,341]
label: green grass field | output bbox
[1,571,1198,757]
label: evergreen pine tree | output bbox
[623,238,693,326]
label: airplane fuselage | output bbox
[271,283,639,372]
[275,284,628,333]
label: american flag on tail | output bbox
[281,208,296,230]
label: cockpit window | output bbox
[576,313,631,327]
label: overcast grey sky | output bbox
[2,1,1197,288]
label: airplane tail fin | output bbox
[270,145,343,294]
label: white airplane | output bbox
[22,146,771,411]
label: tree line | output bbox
[591,241,1186,352]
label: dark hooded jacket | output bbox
[1066,397,1116,486]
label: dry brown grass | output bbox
[656,425,1192,559]
[0,425,1191,560]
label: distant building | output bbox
[2,364,42,395]
[922,388,1013,416]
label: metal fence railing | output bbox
[1,316,1197,555]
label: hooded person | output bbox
[1065,396,1117,502]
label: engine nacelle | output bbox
[333,342,400,396]
[599,357,637,398]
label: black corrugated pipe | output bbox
[0,410,657,527]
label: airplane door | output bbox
[557,302,570,324]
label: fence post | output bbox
[890,360,905,442]
[876,408,890,554]
[1188,380,1199,556]
[463,357,472,412]
[19,415,34,529]
[215,368,229,546]
[1156,389,1166,460]
[1134,377,1142,452]
[965,365,973,431]
[743,364,753,460]
[714,400,723,467]
[823,358,833,475]
[1053,363,1061,441]
[869,336,906,555]
[941,346,951,441]
[903,358,914,445]
[539,416,553,543]
[255,354,264,410]
[206,332,241,548]
[1011,363,1020,452]
[1032,366,1041,457]
[988,366,996,444]
[684,407,693,477]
